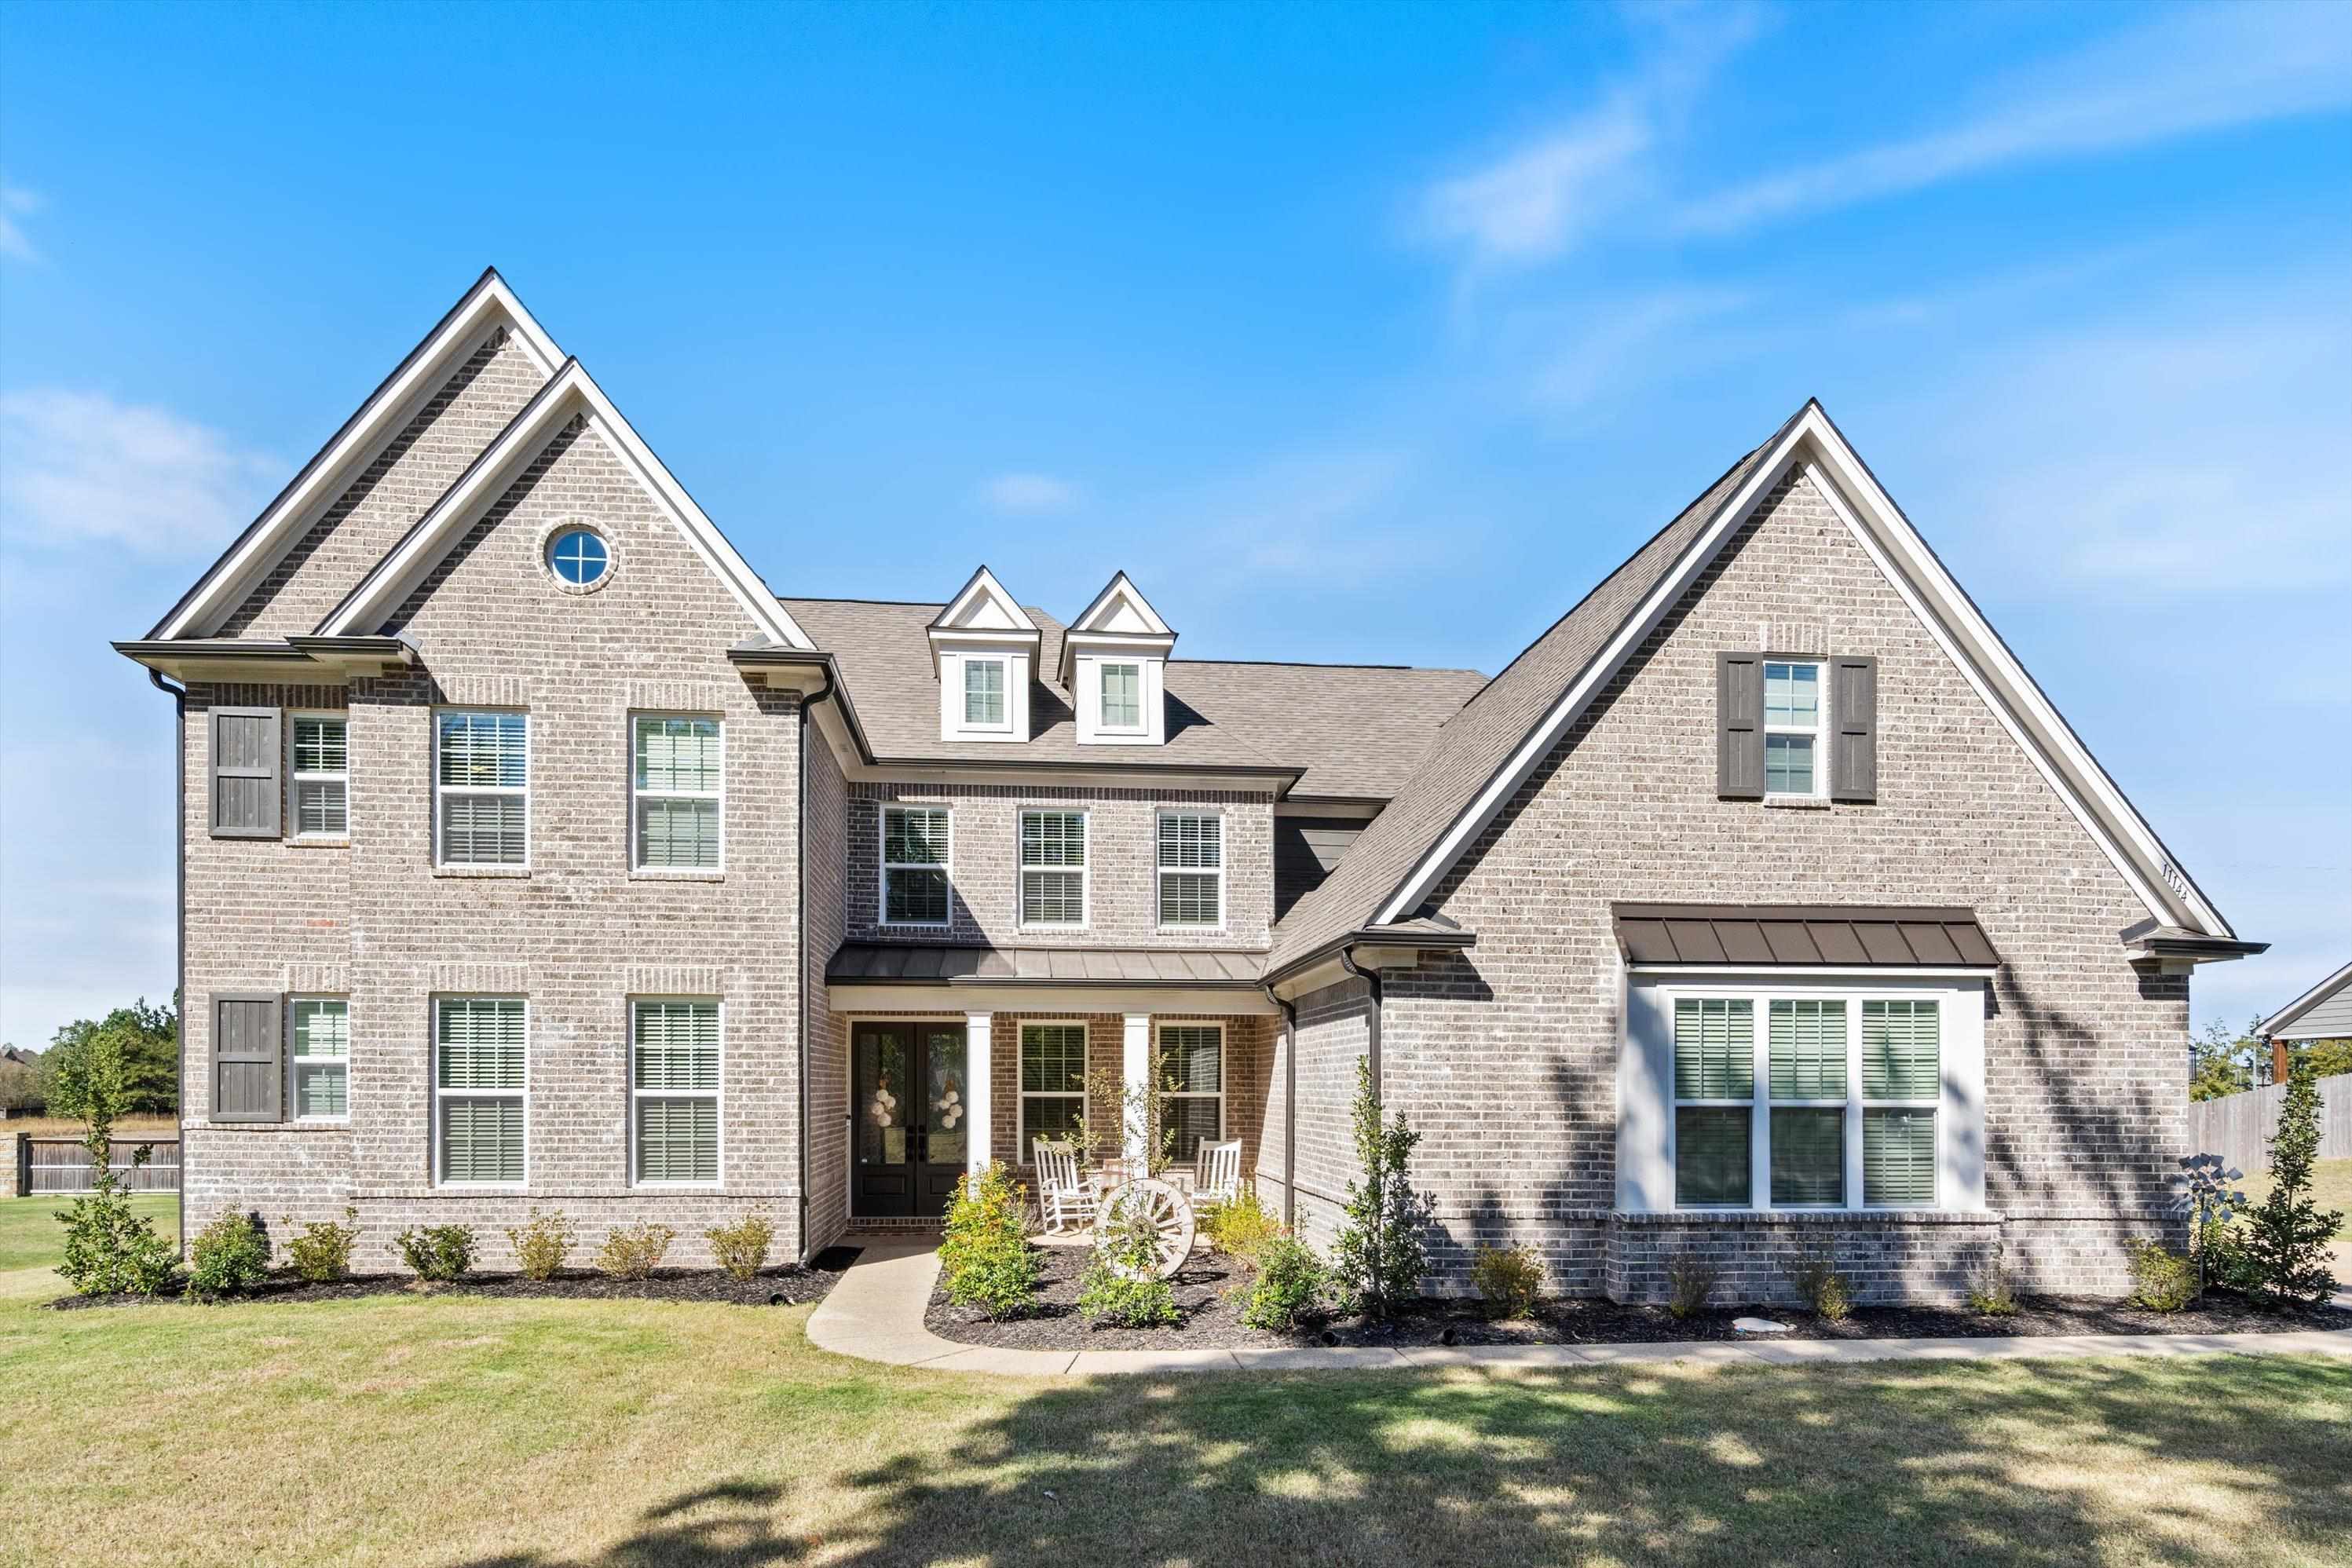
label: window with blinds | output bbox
[289,998,349,1121]
[1158,1024,1223,1162]
[1019,810,1087,925]
[436,997,525,1184]
[963,657,1007,726]
[633,1000,720,1185]
[1673,999,1752,1205]
[1157,813,1222,926]
[436,711,527,865]
[1863,1000,1939,1206]
[1768,1000,1846,1205]
[1100,662,1142,729]
[882,806,951,924]
[290,715,349,839]
[1020,1022,1087,1162]
[633,715,722,870]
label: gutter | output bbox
[796,660,837,1266]
[1260,984,1299,1228]
[147,667,188,1260]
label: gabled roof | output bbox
[148,269,564,640]
[1058,570,1174,684]
[2259,959,2352,1040]
[1267,400,2239,978]
[314,359,810,650]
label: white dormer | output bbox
[928,566,1041,744]
[1063,572,1176,746]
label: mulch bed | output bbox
[927,1243,2351,1352]
[48,1245,861,1311]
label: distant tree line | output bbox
[0,996,179,1117]
[2189,1014,2352,1102]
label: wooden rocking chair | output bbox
[1033,1141,1097,1233]
[1194,1139,1244,1206]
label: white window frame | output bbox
[1097,660,1146,734]
[1762,659,1828,800]
[287,711,350,842]
[961,656,1011,733]
[1018,1018,1088,1164]
[879,805,953,928]
[630,713,726,875]
[1017,807,1089,929]
[1155,810,1225,930]
[286,996,349,1124]
[433,709,529,868]
[629,996,724,1190]
[1154,1019,1224,1161]
[1662,983,1943,1213]
[432,995,528,1189]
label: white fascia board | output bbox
[156,272,564,640]
[931,566,1039,633]
[1070,571,1172,638]
[2258,959,2352,1037]
[317,361,810,649]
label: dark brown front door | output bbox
[852,1022,970,1219]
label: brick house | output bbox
[116,271,2262,1304]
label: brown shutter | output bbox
[1831,655,1878,802]
[1717,653,1765,799]
[212,995,283,1123]
[209,707,281,839]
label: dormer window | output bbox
[1099,663,1143,731]
[1064,572,1176,747]
[964,657,1008,729]
[927,567,1039,744]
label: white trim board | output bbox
[1370,402,2233,943]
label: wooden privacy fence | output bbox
[2185,1073,2352,1175]
[13,1135,182,1197]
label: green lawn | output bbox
[2,1197,2347,1568]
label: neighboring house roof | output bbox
[1267,399,2240,979]
[828,942,1266,988]
[780,597,1480,793]
[1613,904,2002,969]
[2259,959,2352,1040]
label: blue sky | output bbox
[1,1,2346,1048]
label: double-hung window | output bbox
[288,998,349,1121]
[1768,1000,1846,1206]
[289,715,349,839]
[1099,662,1142,730]
[1019,1022,1087,1162]
[964,657,1008,728]
[882,806,950,925]
[1157,813,1222,927]
[436,997,525,1185]
[634,715,722,870]
[633,999,721,1186]
[1019,810,1087,926]
[1763,661,1824,797]
[1672,1000,1753,1207]
[1862,1000,1939,1207]
[437,711,527,866]
[1157,1024,1224,1163]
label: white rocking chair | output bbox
[1033,1141,1097,1234]
[1194,1139,1244,1206]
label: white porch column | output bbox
[965,1012,993,1175]
[1122,1012,1152,1164]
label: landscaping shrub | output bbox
[1664,1254,1721,1320]
[2127,1238,2197,1312]
[939,1164,1044,1318]
[2177,1152,2248,1297]
[594,1223,676,1281]
[1966,1257,2018,1316]
[707,1212,776,1282]
[1331,1058,1434,1319]
[283,1208,360,1283]
[1470,1244,1545,1319]
[1079,1200,1179,1328]
[1238,1234,1328,1331]
[185,1210,273,1301]
[2235,1066,2345,1307]
[505,1208,576,1281]
[395,1225,477,1283]
[50,1027,178,1298]
[1783,1243,1853,1321]
[1199,1186,1278,1264]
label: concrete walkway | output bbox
[804,1237,2352,1379]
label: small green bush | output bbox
[1199,1186,1279,1265]
[1238,1233,1328,1331]
[1471,1244,1545,1319]
[185,1210,274,1301]
[1079,1198,1180,1327]
[1783,1243,1853,1321]
[505,1208,575,1281]
[939,1164,1044,1319]
[707,1212,776,1282]
[395,1224,477,1283]
[1966,1258,2018,1316]
[1664,1254,1720,1320]
[282,1208,360,1283]
[56,1183,179,1297]
[595,1223,676,1281]
[2127,1238,2197,1312]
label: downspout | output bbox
[149,668,188,1259]
[1337,945,1381,1103]
[796,664,836,1266]
[1260,983,1299,1228]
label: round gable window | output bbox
[547,527,610,588]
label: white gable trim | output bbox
[153,270,564,640]
[1059,570,1175,687]
[2259,959,2352,1038]
[315,360,810,649]
[930,567,1040,634]
[1370,403,2232,941]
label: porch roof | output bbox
[827,942,1267,988]
[1611,904,2002,969]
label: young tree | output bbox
[52,1023,177,1296]
[42,996,177,1116]
[2186,1015,2259,1102]
[2236,1064,2346,1307]
[1330,1058,1434,1320]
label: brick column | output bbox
[966,1012,993,1175]
[1123,1013,1151,1164]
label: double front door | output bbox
[852,1022,970,1219]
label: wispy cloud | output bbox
[977,471,1080,514]
[0,181,41,261]
[0,389,280,554]
[1677,3,2352,236]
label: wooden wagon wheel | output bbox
[1093,1177,1195,1280]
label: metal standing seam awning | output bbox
[824,943,1278,1014]
[1611,904,2002,969]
